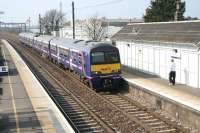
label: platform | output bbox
[123,68,200,112]
[0,40,75,133]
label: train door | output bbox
[69,50,73,71]
[79,52,86,78]
[48,41,51,58]
[65,49,70,68]
[57,47,60,64]
[56,45,59,63]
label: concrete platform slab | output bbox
[0,40,75,133]
[123,70,200,111]
[123,67,200,130]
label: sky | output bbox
[0,0,200,25]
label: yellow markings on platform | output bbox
[2,46,21,133]
[91,63,120,74]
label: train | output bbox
[19,32,122,90]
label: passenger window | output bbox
[79,60,82,64]
[64,55,68,59]
[78,57,82,64]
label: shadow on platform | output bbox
[8,68,18,76]
[0,110,42,133]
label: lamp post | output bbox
[72,1,75,39]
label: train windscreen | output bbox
[91,51,120,65]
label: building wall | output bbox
[116,41,200,88]
[59,26,122,41]
[59,26,89,40]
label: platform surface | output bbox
[123,68,200,112]
[0,40,75,133]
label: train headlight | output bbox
[92,71,102,74]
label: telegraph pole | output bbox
[39,14,42,34]
[72,1,75,39]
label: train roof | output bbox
[19,32,36,38]
[20,33,117,52]
[34,35,55,43]
[51,37,80,49]
[76,41,114,52]
[51,38,114,52]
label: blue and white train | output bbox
[19,33,122,89]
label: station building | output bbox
[111,20,200,88]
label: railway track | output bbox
[0,32,190,133]
[33,61,112,133]
[101,93,188,133]
[3,35,114,133]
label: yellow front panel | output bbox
[91,63,120,74]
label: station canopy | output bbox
[112,20,200,48]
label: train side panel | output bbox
[19,33,122,90]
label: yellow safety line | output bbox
[2,45,21,133]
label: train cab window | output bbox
[91,51,119,65]
[78,57,82,64]
[91,52,105,64]
[105,52,119,63]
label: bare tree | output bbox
[84,15,106,41]
[40,9,65,34]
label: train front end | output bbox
[90,44,121,89]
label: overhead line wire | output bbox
[75,0,124,10]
